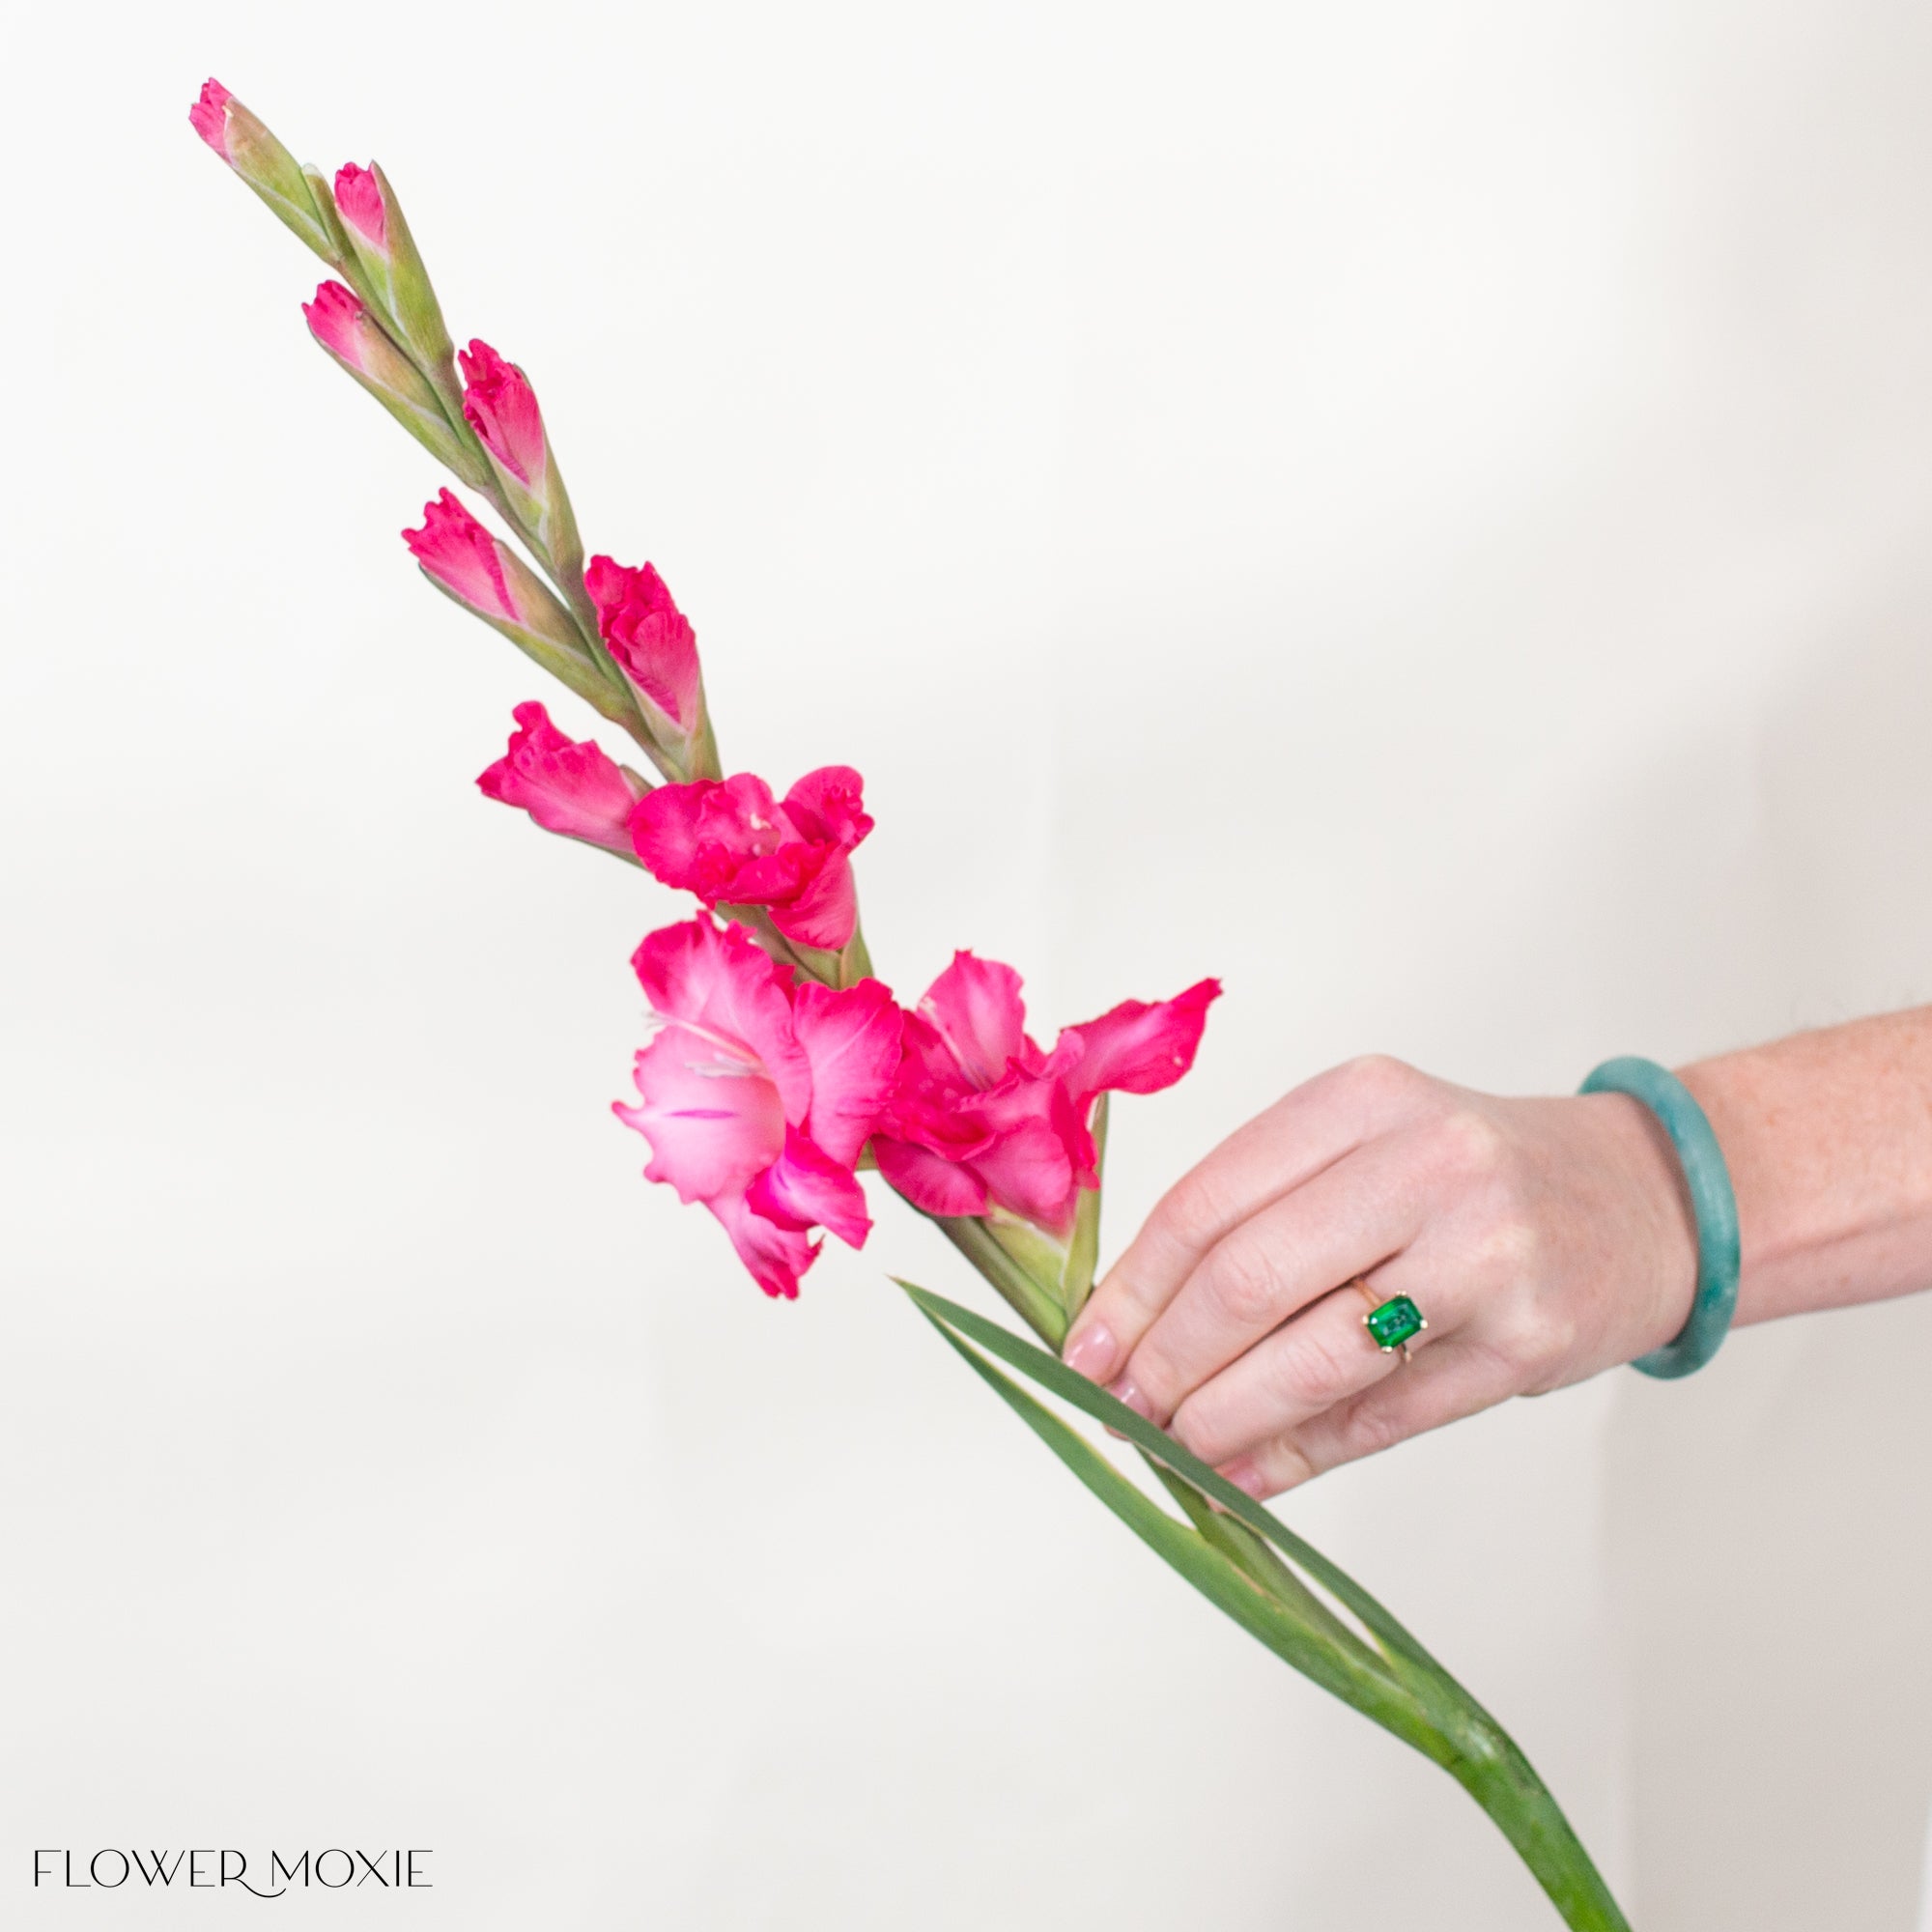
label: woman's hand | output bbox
[1061,1056,1700,1498]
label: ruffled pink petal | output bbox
[791,979,902,1167]
[301,280,368,370]
[873,1136,990,1218]
[458,340,548,488]
[954,1072,1083,1232]
[628,918,811,1125]
[781,766,872,851]
[612,1023,785,1206]
[585,555,702,735]
[630,774,783,893]
[1063,978,1223,1102]
[747,1127,871,1248]
[708,1191,819,1300]
[333,162,388,254]
[918,952,1028,1090]
[767,848,857,950]
[971,1118,1080,1234]
[189,80,233,158]
[403,490,521,623]
[476,701,642,855]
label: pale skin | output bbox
[1061,1008,1932,1499]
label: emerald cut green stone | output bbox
[1364,1294,1425,1350]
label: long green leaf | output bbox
[900,1279,1462,1694]
[917,1310,1442,1751]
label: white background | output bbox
[6,2,1932,1926]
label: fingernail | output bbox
[1108,1374,1155,1422]
[1219,1457,1267,1499]
[1062,1319,1120,1383]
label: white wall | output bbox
[5,3,1929,1926]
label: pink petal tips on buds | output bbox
[403,490,522,624]
[301,280,367,369]
[188,80,333,261]
[189,79,234,157]
[612,916,901,1298]
[333,163,388,256]
[630,767,872,950]
[477,702,645,856]
[584,555,702,738]
[459,341,548,489]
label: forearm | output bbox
[1680,1007,1932,1326]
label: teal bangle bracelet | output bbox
[1577,1055,1742,1379]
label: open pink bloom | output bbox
[630,768,871,951]
[584,555,701,737]
[189,79,233,157]
[333,163,388,255]
[477,702,644,856]
[874,954,1221,1236]
[301,280,369,368]
[459,341,547,488]
[613,917,901,1298]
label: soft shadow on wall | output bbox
[1606,584,1932,1932]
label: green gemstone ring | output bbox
[1353,1281,1428,1359]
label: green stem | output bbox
[932,1216,1066,1348]
[1438,1730,1632,1931]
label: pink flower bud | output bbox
[189,79,235,158]
[458,341,548,489]
[403,490,524,624]
[300,280,368,369]
[477,701,646,857]
[188,79,333,260]
[585,554,702,739]
[333,163,389,258]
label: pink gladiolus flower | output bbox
[630,768,872,951]
[459,341,547,489]
[189,79,233,157]
[301,280,368,368]
[613,916,901,1298]
[584,555,701,737]
[403,490,522,623]
[873,954,1221,1236]
[334,163,388,255]
[477,702,645,856]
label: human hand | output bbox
[1061,1056,1701,1497]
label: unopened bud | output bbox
[188,79,334,262]
[403,492,627,727]
[458,340,584,572]
[302,282,489,486]
[322,161,456,381]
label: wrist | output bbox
[1577,1089,1701,1362]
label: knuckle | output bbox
[1156,1167,1236,1253]
[1477,1298,1568,1377]
[1475,1210,1543,1282]
[1197,1239,1283,1329]
[1341,1401,1409,1463]
[1169,1393,1231,1464]
[1264,1324,1357,1413]
[1337,1052,1420,1107]
[1264,1433,1320,1492]
[1430,1106,1513,1183]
